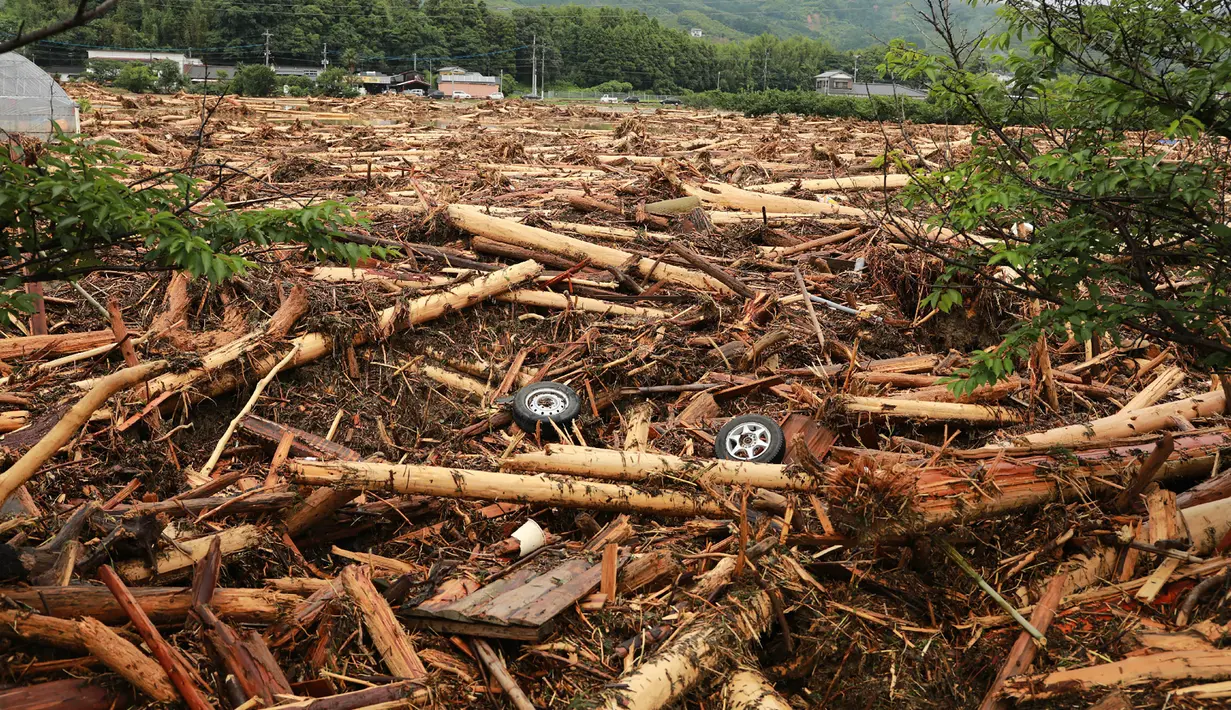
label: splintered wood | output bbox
[2,87,1229,709]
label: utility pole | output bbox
[716,70,721,92]
[531,34,537,95]
[263,29,272,67]
[322,43,329,71]
[853,53,860,83]
[540,43,546,95]
[762,48,769,91]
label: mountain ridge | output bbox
[502,0,1000,49]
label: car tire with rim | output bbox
[714,414,785,464]
[511,381,582,435]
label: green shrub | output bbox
[85,59,125,84]
[231,64,278,97]
[114,64,157,94]
[280,75,317,97]
[316,68,359,98]
[0,131,381,321]
[589,80,633,94]
[152,60,187,94]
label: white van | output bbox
[452,90,471,99]
[599,94,620,104]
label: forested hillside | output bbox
[0,0,991,91]
[511,0,999,48]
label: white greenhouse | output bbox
[0,52,80,137]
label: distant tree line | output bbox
[3,0,919,94]
[84,59,362,98]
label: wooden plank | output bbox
[400,615,550,642]
[476,559,592,625]
[239,414,361,462]
[421,568,540,622]
[416,577,481,615]
[1136,556,1183,603]
[677,392,719,425]
[506,554,628,627]
[1145,488,1183,545]
[712,376,785,402]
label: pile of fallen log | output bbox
[2,87,1230,709]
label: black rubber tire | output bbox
[713,414,786,464]
[510,381,582,435]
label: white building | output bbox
[85,49,201,74]
[690,28,704,37]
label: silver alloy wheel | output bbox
[526,387,571,417]
[725,421,772,460]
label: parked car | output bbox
[407,89,424,97]
[623,96,640,103]
[599,94,620,104]
[522,94,541,100]
[489,92,504,99]
[427,90,445,99]
[662,97,681,105]
[452,90,471,99]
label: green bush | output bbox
[316,68,359,98]
[588,80,633,94]
[682,89,1012,124]
[114,64,157,94]
[85,60,125,84]
[152,60,187,94]
[231,64,278,97]
[280,75,317,98]
[0,131,380,321]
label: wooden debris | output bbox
[1003,649,1231,699]
[288,459,726,517]
[599,592,773,710]
[7,91,1231,710]
[339,565,427,679]
[722,668,792,710]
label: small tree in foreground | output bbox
[886,0,1231,393]
[0,134,380,319]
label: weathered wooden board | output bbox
[476,559,592,624]
[422,568,539,621]
[506,554,628,626]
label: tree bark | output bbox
[134,260,542,401]
[502,444,813,490]
[722,669,792,710]
[447,205,731,293]
[0,360,169,506]
[839,395,1024,425]
[339,565,427,679]
[115,525,262,583]
[77,617,178,703]
[745,174,913,194]
[600,592,773,710]
[288,459,726,517]
[97,565,216,710]
[1013,389,1225,447]
[0,586,300,624]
